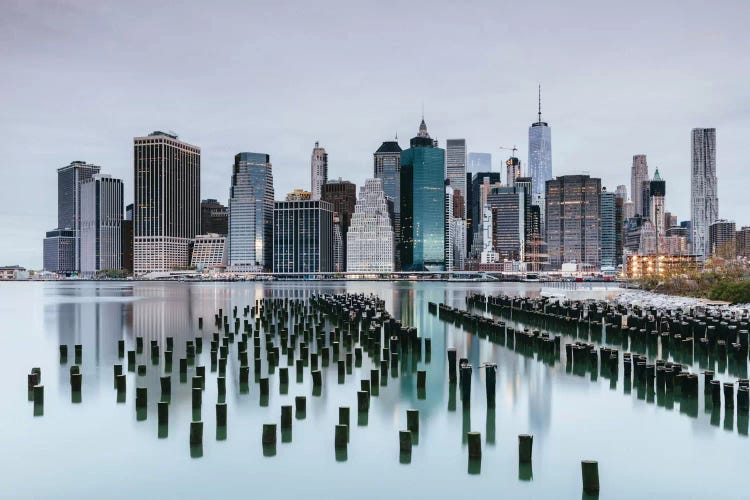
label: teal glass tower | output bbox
[400,119,445,271]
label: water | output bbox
[1,281,746,499]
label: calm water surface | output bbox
[0,281,745,499]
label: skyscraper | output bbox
[545,175,602,269]
[80,174,123,278]
[400,119,445,271]
[600,188,616,268]
[446,139,467,209]
[133,131,200,274]
[649,169,666,248]
[273,200,334,273]
[56,160,101,272]
[347,178,394,272]
[615,185,628,201]
[43,229,76,274]
[691,128,718,258]
[374,139,402,268]
[468,172,502,256]
[311,141,328,201]
[487,186,525,261]
[505,156,521,187]
[528,86,552,199]
[321,179,357,270]
[444,185,466,271]
[631,154,649,217]
[228,152,274,272]
[468,152,492,175]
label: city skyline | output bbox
[2,1,748,268]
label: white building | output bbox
[310,141,328,201]
[346,178,394,272]
[191,234,227,272]
[690,128,718,258]
[80,174,123,278]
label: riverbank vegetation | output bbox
[636,256,750,303]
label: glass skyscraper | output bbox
[374,140,402,269]
[228,152,274,272]
[467,152,492,175]
[600,189,616,268]
[445,139,467,203]
[56,160,101,272]
[400,119,445,271]
[528,88,552,198]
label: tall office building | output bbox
[332,215,344,272]
[709,220,735,257]
[631,154,649,217]
[650,169,666,242]
[311,141,328,201]
[505,156,521,187]
[56,160,102,272]
[615,196,624,266]
[468,152,492,175]
[545,175,601,269]
[400,119,445,271]
[374,139,402,269]
[515,176,533,258]
[444,185,467,271]
[528,87,552,199]
[227,152,274,272]
[468,172,502,256]
[133,131,200,274]
[80,174,123,278]
[600,188,616,268]
[615,185,628,201]
[273,200,334,273]
[347,178,394,272]
[487,186,525,261]
[691,128,718,258]
[43,229,76,274]
[200,199,229,236]
[322,179,357,270]
[446,139,467,210]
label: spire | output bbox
[418,117,429,138]
[653,168,662,181]
[537,84,542,123]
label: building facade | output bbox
[446,139,467,212]
[528,88,552,199]
[200,199,228,236]
[691,128,718,258]
[631,154,649,217]
[487,186,525,262]
[467,152,492,176]
[273,200,333,273]
[80,174,123,277]
[374,140,402,269]
[347,178,394,273]
[310,141,328,201]
[468,172,501,257]
[43,229,76,274]
[286,189,311,201]
[191,234,227,272]
[133,131,201,274]
[228,152,274,272]
[649,169,666,251]
[600,189,616,268]
[322,179,357,270]
[56,160,101,272]
[400,119,445,271]
[709,220,735,257]
[545,175,601,269]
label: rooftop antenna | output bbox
[395,131,398,141]
[537,84,542,123]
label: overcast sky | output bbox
[1,0,748,268]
